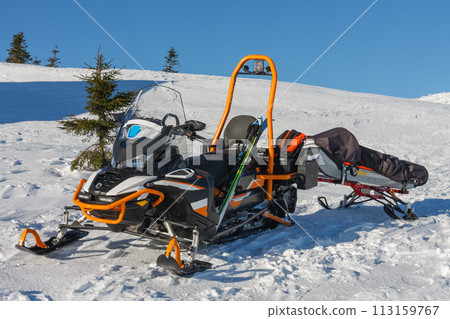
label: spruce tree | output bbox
[32,56,41,65]
[6,32,32,64]
[162,47,180,73]
[46,46,60,67]
[59,48,137,170]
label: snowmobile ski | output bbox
[156,255,212,276]
[156,234,212,276]
[16,228,88,255]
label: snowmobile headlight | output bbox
[77,192,91,201]
[98,196,116,204]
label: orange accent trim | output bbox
[194,206,208,217]
[233,192,248,199]
[73,179,164,225]
[18,228,47,249]
[229,200,241,208]
[279,130,291,150]
[262,212,292,226]
[287,133,306,152]
[342,162,374,171]
[256,173,297,180]
[210,55,277,200]
[164,180,205,190]
[357,166,374,171]
[249,179,265,189]
[229,179,265,208]
[230,192,247,208]
[165,237,184,269]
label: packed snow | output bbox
[0,62,449,301]
[418,92,450,105]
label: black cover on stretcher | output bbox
[313,127,428,187]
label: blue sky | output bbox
[1,0,449,98]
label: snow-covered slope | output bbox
[0,63,449,301]
[418,92,450,105]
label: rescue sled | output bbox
[275,128,428,219]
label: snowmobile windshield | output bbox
[121,85,187,126]
[112,85,199,174]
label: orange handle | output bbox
[18,228,47,248]
[73,179,164,224]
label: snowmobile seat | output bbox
[223,115,257,148]
[182,152,233,188]
[181,115,257,188]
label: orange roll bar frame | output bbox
[73,179,164,225]
[211,55,278,200]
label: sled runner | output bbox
[16,55,428,275]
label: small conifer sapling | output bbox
[162,47,180,73]
[59,48,136,170]
[6,32,32,64]
[46,46,60,67]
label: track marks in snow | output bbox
[1,182,41,198]
[44,167,63,178]
[10,169,27,174]
[1,184,15,199]
[0,289,53,301]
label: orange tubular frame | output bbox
[262,212,292,227]
[165,237,184,268]
[211,55,278,200]
[73,179,164,225]
[18,228,47,248]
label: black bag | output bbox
[275,129,307,174]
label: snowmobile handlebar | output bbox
[162,113,180,127]
[73,179,165,225]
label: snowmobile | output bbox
[16,55,428,275]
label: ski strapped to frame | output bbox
[216,118,267,230]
